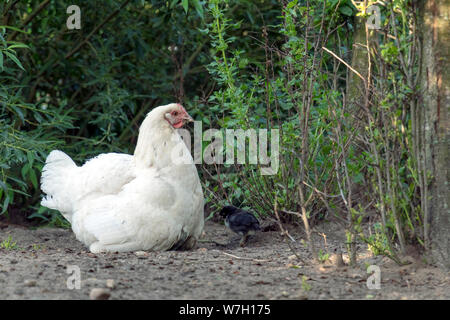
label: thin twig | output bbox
[274,202,306,264]
[322,46,367,84]
[8,0,51,40]
[221,251,269,263]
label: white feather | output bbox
[40,104,204,252]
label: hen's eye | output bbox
[173,111,178,116]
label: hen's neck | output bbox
[133,115,187,169]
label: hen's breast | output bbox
[73,129,204,252]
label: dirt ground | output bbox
[0,220,448,300]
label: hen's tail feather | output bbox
[40,150,77,219]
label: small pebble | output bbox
[89,288,111,300]
[106,279,115,289]
[293,293,308,300]
[14,288,24,296]
[330,253,345,268]
[135,251,148,257]
[24,279,37,287]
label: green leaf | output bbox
[0,51,3,71]
[11,104,26,122]
[0,32,5,46]
[29,169,38,189]
[0,25,30,34]
[239,58,248,69]
[21,163,30,180]
[191,0,203,18]
[182,0,189,13]
[339,5,353,16]
[7,43,29,50]
[1,195,10,214]
[287,0,298,9]
[27,151,35,167]
[3,50,25,71]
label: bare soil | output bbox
[0,220,448,300]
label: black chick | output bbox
[219,206,260,247]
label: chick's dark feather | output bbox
[220,205,260,236]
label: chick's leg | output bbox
[239,233,249,247]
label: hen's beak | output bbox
[183,113,194,122]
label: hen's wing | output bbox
[41,151,136,221]
[73,171,185,253]
[75,153,136,199]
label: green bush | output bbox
[0,0,424,264]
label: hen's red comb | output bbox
[177,103,187,113]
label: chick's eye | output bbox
[172,111,178,116]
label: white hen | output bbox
[40,103,204,253]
